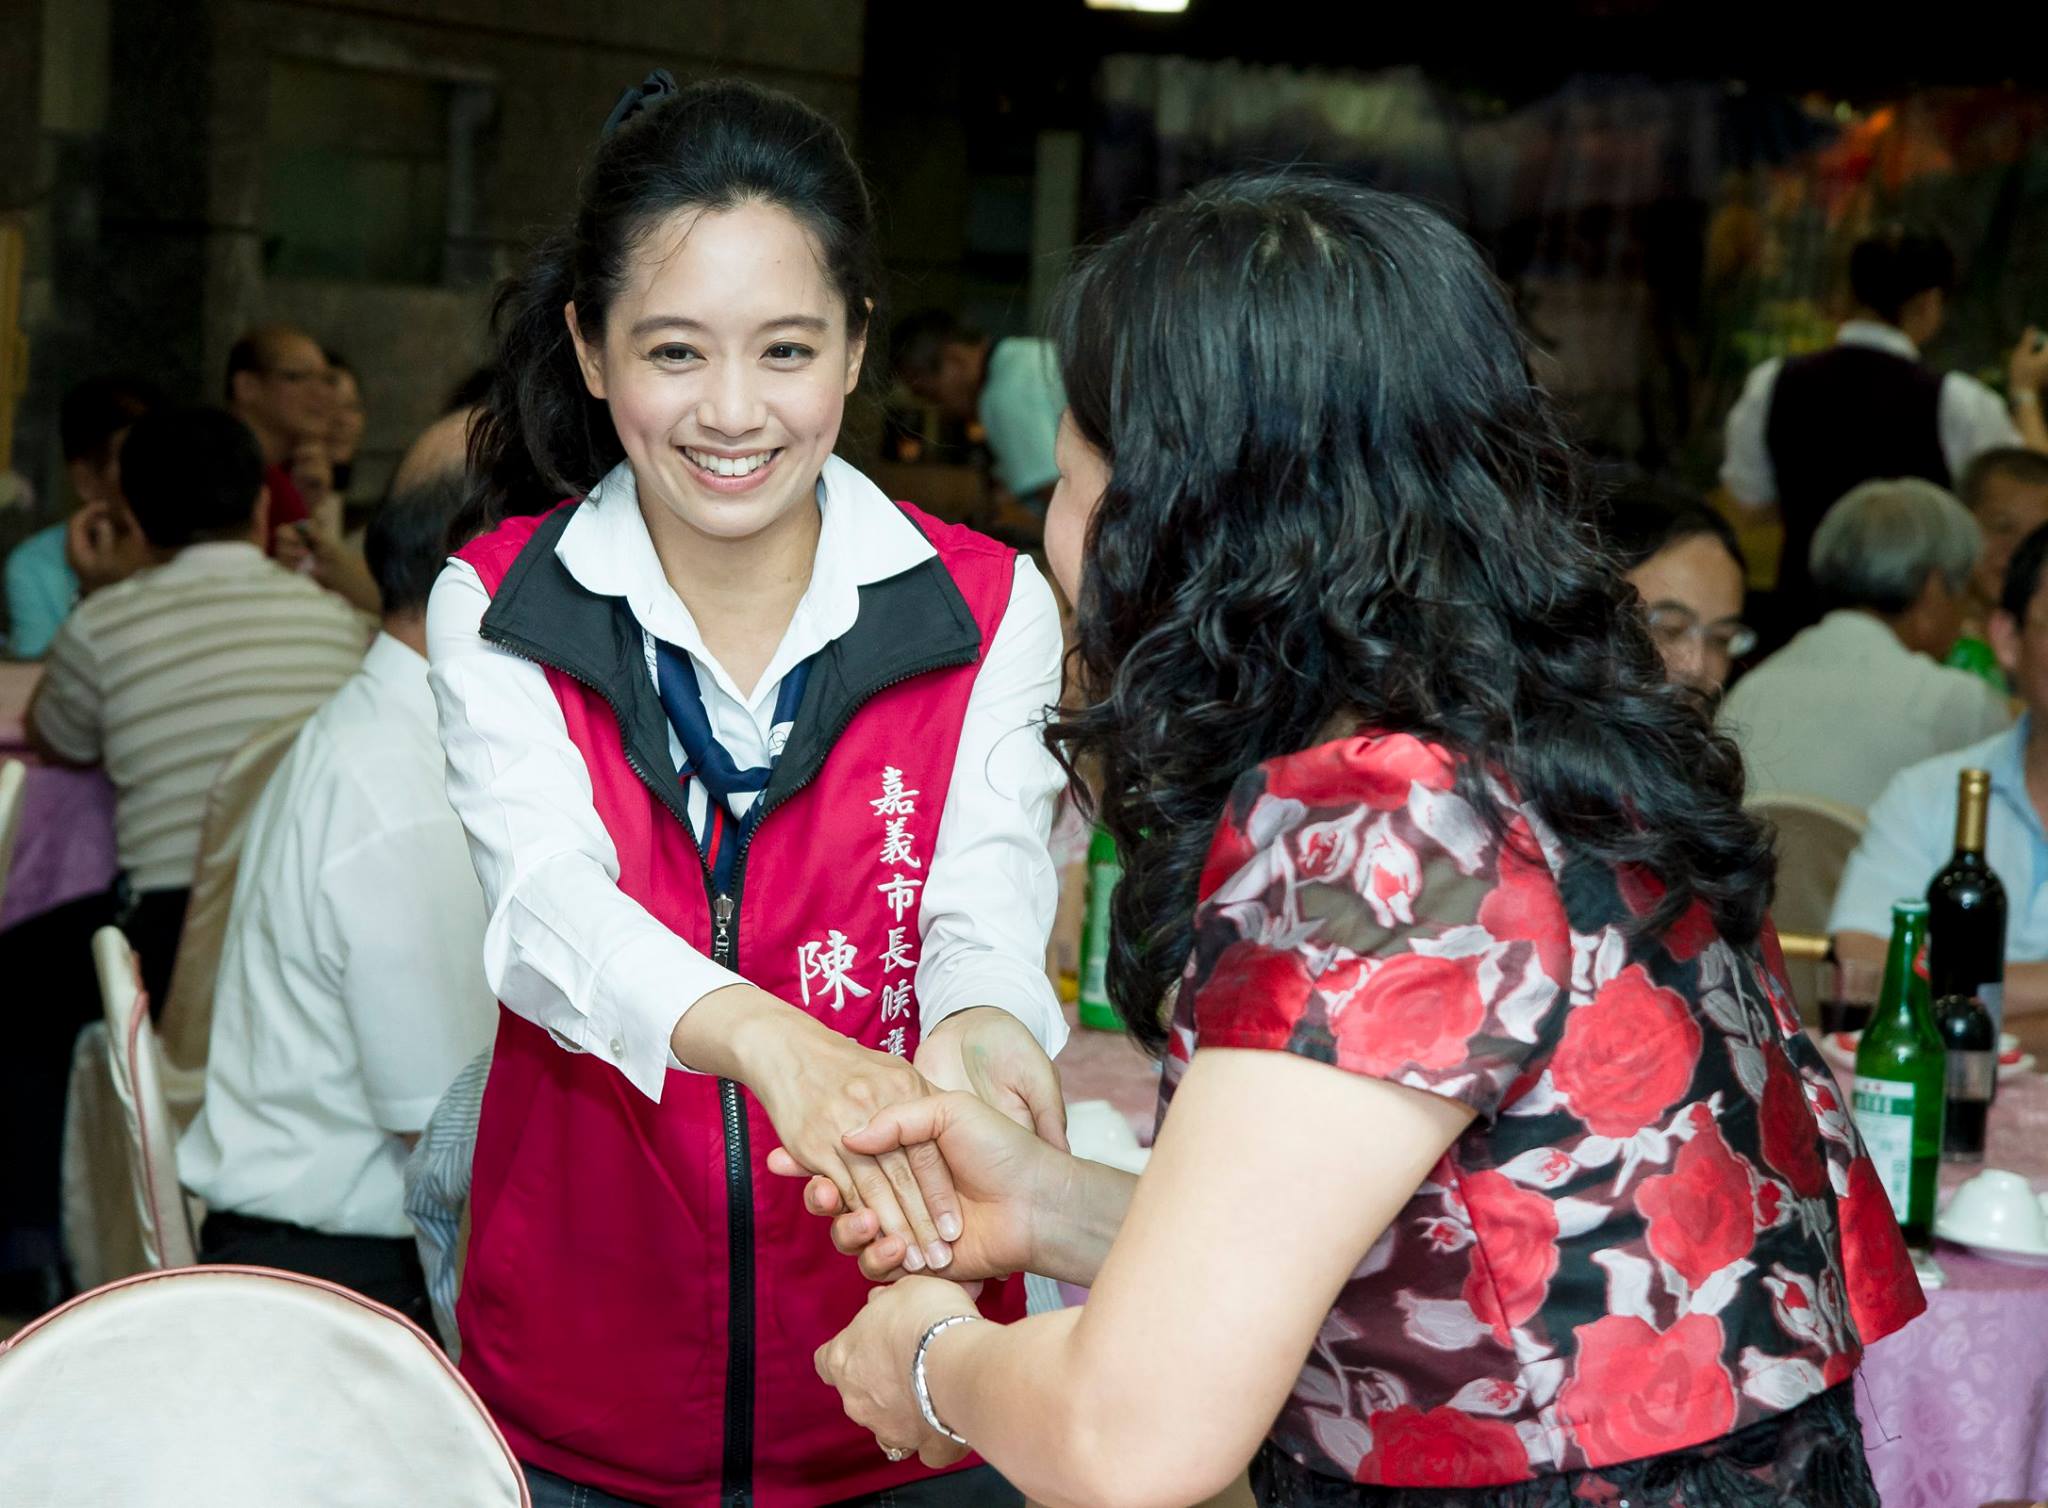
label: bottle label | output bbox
[1946,1050,1996,1103]
[1979,982,2004,1034]
[1852,1077,1918,1222]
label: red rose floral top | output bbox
[1158,732,1925,1489]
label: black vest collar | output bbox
[476,505,986,832]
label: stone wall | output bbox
[8,0,866,511]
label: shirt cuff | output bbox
[921,956,1071,1061]
[584,926,747,1100]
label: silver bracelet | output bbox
[912,1313,981,1446]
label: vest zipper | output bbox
[701,654,959,1508]
[475,627,760,1504]
[710,892,754,1508]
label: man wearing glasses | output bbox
[1600,477,1756,697]
[225,323,335,553]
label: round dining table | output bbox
[1054,1014,2048,1505]
[1854,1066,2048,1507]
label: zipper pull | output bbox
[713,894,735,966]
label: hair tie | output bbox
[601,68,677,138]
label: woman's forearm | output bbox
[1028,1155,1138,1287]
[926,1311,1221,1508]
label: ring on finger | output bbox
[881,1443,913,1462]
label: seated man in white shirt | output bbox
[1831,522,2048,1057]
[1719,477,2013,812]
[180,472,495,1327]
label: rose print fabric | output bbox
[1160,732,1925,1489]
[1247,1381,1879,1507]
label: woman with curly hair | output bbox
[795,174,1926,1507]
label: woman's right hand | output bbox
[744,1021,963,1274]
[768,1091,1057,1283]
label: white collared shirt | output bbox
[179,634,498,1237]
[1718,609,2014,811]
[1720,320,2023,507]
[425,455,1069,1102]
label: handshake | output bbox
[754,1005,1129,1473]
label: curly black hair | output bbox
[1045,174,1775,1052]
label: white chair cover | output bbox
[90,926,197,1271]
[60,1022,149,1291]
[0,1265,530,1506]
[0,755,25,914]
[157,711,310,1131]
[1746,790,1868,1021]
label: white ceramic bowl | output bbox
[1937,1169,2048,1252]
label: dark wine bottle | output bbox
[1935,992,1995,1162]
[1927,768,2006,1034]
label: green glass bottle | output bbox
[1076,824,1122,1031]
[1943,634,2009,694]
[1851,900,1947,1246]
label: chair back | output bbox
[92,925,197,1270]
[0,755,24,914]
[1747,791,1868,1020]
[157,711,310,1125]
[0,1265,530,1506]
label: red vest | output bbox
[452,500,1023,1507]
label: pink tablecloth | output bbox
[1855,1068,2048,1507]
[2,660,120,929]
[1055,1018,2048,1501]
[0,762,118,927]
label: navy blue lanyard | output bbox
[653,640,812,893]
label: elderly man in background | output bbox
[1832,522,2048,1056]
[225,323,334,552]
[1719,477,2012,810]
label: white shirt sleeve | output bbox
[1828,767,1945,939]
[1720,358,1784,508]
[913,557,1070,1060]
[425,560,745,1103]
[1939,372,2025,484]
[324,802,500,1132]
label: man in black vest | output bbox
[1722,227,2041,640]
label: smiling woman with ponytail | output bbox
[425,73,1068,1508]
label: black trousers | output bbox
[0,884,189,1268]
[199,1209,434,1335]
[522,1463,1022,1508]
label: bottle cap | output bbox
[1891,898,1930,915]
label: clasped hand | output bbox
[769,1013,1070,1463]
[772,1086,1066,1463]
